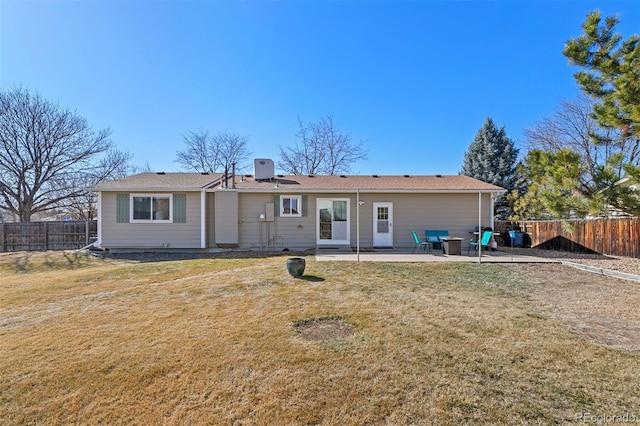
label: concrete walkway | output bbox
[316,249,559,263]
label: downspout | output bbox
[478,191,482,263]
[356,189,360,263]
[201,191,206,249]
[490,192,495,228]
[97,191,102,247]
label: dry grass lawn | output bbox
[1,251,639,425]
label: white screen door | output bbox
[373,202,393,247]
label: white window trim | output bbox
[280,195,302,217]
[130,193,173,223]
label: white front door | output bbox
[373,202,393,247]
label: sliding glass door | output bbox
[317,198,350,245]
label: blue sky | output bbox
[1,1,639,176]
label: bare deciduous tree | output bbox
[65,149,134,220]
[278,116,367,175]
[0,86,126,222]
[524,94,637,186]
[175,130,251,174]
[516,94,640,217]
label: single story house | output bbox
[93,159,505,252]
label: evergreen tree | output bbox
[460,117,519,219]
[563,10,640,216]
[563,10,639,140]
[509,149,591,220]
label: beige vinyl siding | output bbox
[310,192,487,249]
[316,192,493,250]
[370,192,493,249]
[214,190,239,245]
[99,189,494,251]
[235,191,493,250]
[100,191,203,249]
[237,193,316,250]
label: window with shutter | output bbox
[173,194,187,223]
[273,195,280,217]
[129,194,173,222]
[279,195,302,217]
[116,194,130,223]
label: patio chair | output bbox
[468,230,493,255]
[412,231,431,253]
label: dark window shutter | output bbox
[116,194,130,223]
[173,194,187,223]
[273,195,280,217]
[301,195,308,217]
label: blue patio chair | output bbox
[468,230,493,255]
[412,231,431,253]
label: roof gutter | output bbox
[204,188,507,194]
[94,186,215,192]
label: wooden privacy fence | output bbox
[495,218,640,259]
[0,221,97,252]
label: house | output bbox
[93,159,505,252]
[585,176,639,219]
[605,176,638,217]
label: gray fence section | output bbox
[0,221,98,252]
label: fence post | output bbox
[85,220,90,246]
[1,222,5,252]
[44,221,48,251]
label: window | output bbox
[280,195,302,217]
[130,194,172,222]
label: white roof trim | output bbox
[97,187,210,192]
[204,188,506,194]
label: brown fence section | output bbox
[0,221,97,252]
[495,218,640,258]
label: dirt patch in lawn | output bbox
[503,263,640,352]
[294,318,355,341]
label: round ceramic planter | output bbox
[286,257,306,278]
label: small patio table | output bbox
[442,237,464,255]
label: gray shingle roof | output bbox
[93,172,505,193]
[233,174,505,192]
[93,172,222,191]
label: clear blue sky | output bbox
[2,1,639,176]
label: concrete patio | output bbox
[316,248,559,263]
